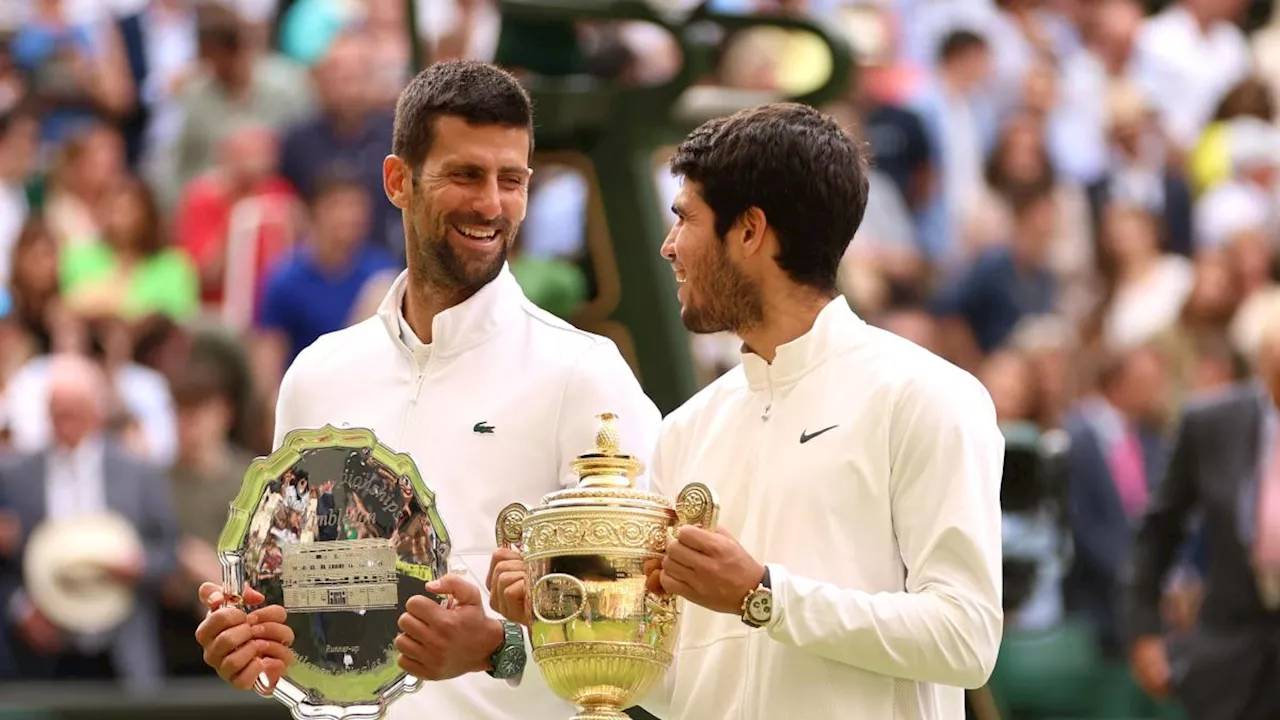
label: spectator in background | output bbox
[159,364,256,676]
[930,183,1058,369]
[5,219,62,361]
[1151,251,1243,407]
[1053,0,1146,186]
[257,173,395,366]
[175,122,297,331]
[60,176,198,324]
[968,112,1095,323]
[1131,0,1251,155]
[1085,81,1194,261]
[0,353,179,690]
[41,122,126,249]
[1092,202,1194,353]
[1128,311,1280,717]
[913,29,997,265]
[278,32,399,260]
[1188,77,1275,194]
[1064,344,1169,656]
[116,0,200,171]
[10,0,135,146]
[0,107,38,289]
[166,1,311,207]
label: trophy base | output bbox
[572,709,630,720]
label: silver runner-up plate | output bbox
[217,426,452,720]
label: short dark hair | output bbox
[669,102,870,293]
[938,30,988,64]
[392,61,534,171]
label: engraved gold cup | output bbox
[495,413,717,720]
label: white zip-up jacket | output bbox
[273,266,662,719]
[642,299,1005,720]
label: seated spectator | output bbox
[0,105,39,287]
[6,219,61,362]
[175,122,298,330]
[0,352,178,691]
[1094,202,1194,352]
[930,183,1059,368]
[159,364,257,676]
[41,122,126,250]
[257,174,396,365]
[60,176,198,323]
[9,0,135,146]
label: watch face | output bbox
[496,646,527,678]
[746,591,772,624]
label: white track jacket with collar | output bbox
[641,298,1005,720]
[272,266,662,719]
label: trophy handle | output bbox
[495,502,529,552]
[673,482,720,532]
[530,573,589,625]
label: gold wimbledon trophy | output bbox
[495,413,718,720]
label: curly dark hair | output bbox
[669,102,871,293]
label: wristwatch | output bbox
[740,566,773,629]
[486,620,527,679]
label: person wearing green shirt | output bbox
[60,176,199,322]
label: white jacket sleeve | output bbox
[765,370,1005,689]
[555,341,663,490]
[271,350,308,451]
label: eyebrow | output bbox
[442,160,529,175]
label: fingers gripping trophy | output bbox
[494,413,719,720]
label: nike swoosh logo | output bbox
[799,425,838,444]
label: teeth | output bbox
[454,224,497,239]
[674,270,687,283]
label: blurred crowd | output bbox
[0,0,1277,713]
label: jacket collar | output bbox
[376,265,525,359]
[740,297,865,390]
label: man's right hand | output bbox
[195,583,294,692]
[1130,635,1170,699]
[486,549,530,626]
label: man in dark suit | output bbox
[1128,319,1280,720]
[1064,344,1170,655]
[0,354,179,691]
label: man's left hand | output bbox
[395,574,504,681]
[653,526,765,616]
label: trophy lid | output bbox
[540,413,672,512]
[568,413,644,489]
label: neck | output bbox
[738,288,835,363]
[403,279,473,345]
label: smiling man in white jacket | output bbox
[192,60,661,720]
[491,103,1004,719]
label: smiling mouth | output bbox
[673,268,687,283]
[452,224,499,242]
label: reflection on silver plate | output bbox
[217,426,451,720]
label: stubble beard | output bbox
[681,242,764,336]
[407,208,514,301]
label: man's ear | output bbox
[383,155,410,210]
[738,206,768,256]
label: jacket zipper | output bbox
[400,350,430,443]
[761,366,775,421]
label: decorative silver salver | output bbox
[218,426,451,719]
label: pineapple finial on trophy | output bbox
[570,412,644,489]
